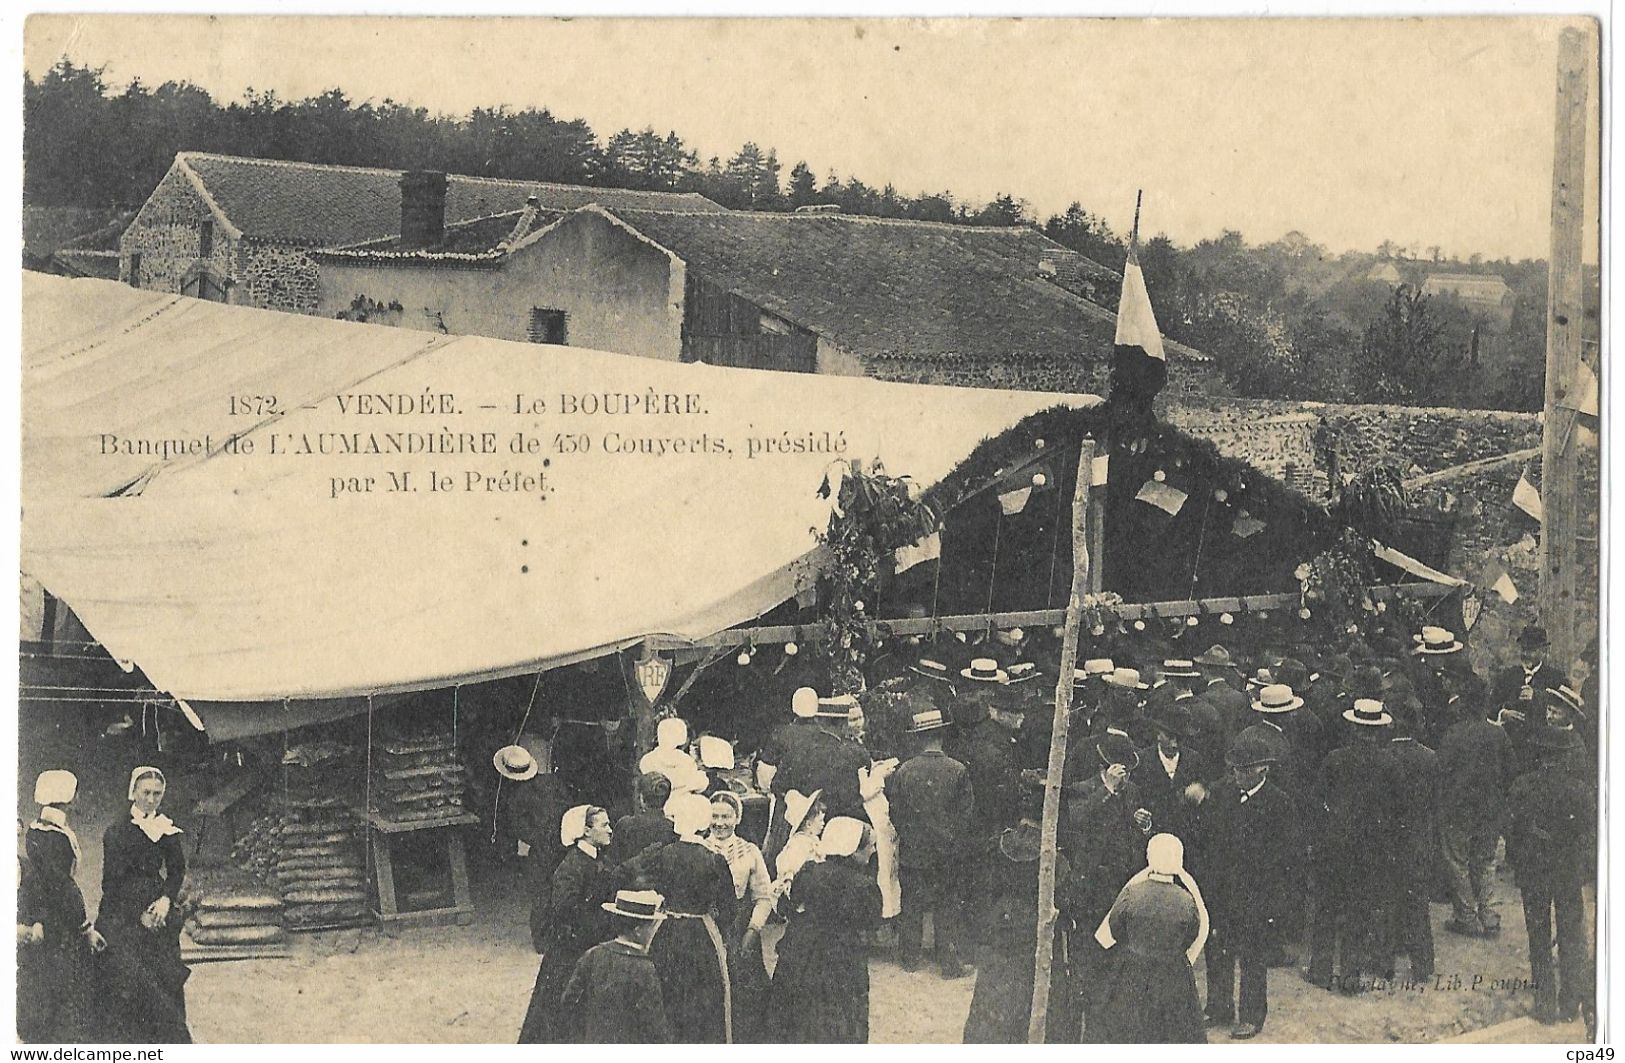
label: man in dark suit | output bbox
[1132,701,1210,844]
[951,686,1021,847]
[1436,692,1516,937]
[1194,644,1250,741]
[1306,698,1403,994]
[890,705,976,977]
[1234,684,1306,799]
[1385,702,1439,981]
[1506,726,1596,1032]
[1191,732,1303,1040]
[1490,624,1569,776]
[612,772,674,861]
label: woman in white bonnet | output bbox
[99,766,190,1043]
[518,803,616,1043]
[17,770,102,1042]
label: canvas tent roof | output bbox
[21,273,1098,713]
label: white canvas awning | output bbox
[22,273,1099,706]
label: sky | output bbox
[22,14,1603,262]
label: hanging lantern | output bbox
[1035,438,1047,450]
[1133,620,1147,632]
[1297,607,1312,620]
[1258,610,1271,621]
[1220,612,1234,625]
[737,650,752,666]
[1090,624,1105,637]
[853,600,866,613]
[1214,489,1229,503]
[784,642,799,656]
[1153,470,1167,482]
[1032,472,1047,487]
[1052,626,1065,638]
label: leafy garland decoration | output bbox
[813,461,937,695]
[1080,591,1126,637]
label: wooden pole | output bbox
[1540,25,1592,673]
[1028,436,1095,1043]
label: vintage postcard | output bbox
[13,13,1605,1048]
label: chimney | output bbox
[399,170,448,249]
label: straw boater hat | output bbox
[1224,732,1280,769]
[1074,658,1115,684]
[1251,684,1303,714]
[1102,667,1150,691]
[784,789,824,833]
[907,707,950,733]
[1159,659,1201,680]
[961,658,1010,684]
[1194,645,1235,669]
[1413,626,1464,655]
[1343,697,1394,728]
[1546,685,1585,716]
[791,686,821,719]
[602,888,667,921]
[1006,662,1041,686]
[815,694,859,719]
[909,658,955,684]
[1246,668,1276,689]
[493,744,540,781]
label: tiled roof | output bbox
[594,207,1204,367]
[22,206,128,260]
[176,152,725,246]
[318,208,561,259]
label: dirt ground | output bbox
[176,859,1584,1045]
[20,712,1590,1045]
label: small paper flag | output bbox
[1090,454,1110,487]
[1481,558,1519,603]
[894,531,942,574]
[1135,478,1188,516]
[998,486,1033,515]
[1513,472,1543,522]
[1571,362,1599,418]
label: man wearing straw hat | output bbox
[558,889,672,1042]
[495,734,574,882]
[1306,698,1403,994]
[889,704,975,978]
[952,658,1021,846]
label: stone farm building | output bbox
[116,152,725,313]
[311,193,1219,399]
[1421,271,1515,327]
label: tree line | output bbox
[25,58,1558,411]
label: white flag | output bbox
[1513,472,1543,522]
[1090,453,1111,487]
[1136,479,1187,516]
[894,531,942,574]
[998,486,1033,516]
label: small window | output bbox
[128,252,142,288]
[199,219,214,258]
[527,308,567,345]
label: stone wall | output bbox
[865,352,1229,401]
[118,165,236,294]
[1166,408,1325,498]
[240,240,321,314]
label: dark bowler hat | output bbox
[1518,625,1551,652]
[1224,732,1280,769]
[1194,644,1235,669]
[1150,701,1201,739]
[1096,732,1140,771]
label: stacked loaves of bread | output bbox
[234,800,368,930]
[370,724,468,825]
[183,864,286,947]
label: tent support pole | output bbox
[1029,437,1094,1042]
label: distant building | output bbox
[1366,261,1403,285]
[1422,271,1514,325]
[313,200,1220,398]
[116,152,724,313]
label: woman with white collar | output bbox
[1088,833,1210,1044]
[18,770,103,1042]
[99,766,191,1044]
[648,791,737,1043]
[518,804,617,1043]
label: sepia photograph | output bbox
[12,11,1607,1047]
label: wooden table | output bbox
[365,812,478,928]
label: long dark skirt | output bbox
[1087,951,1206,1044]
[727,911,770,1044]
[518,942,589,1043]
[763,926,869,1043]
[17,939,96,1042]
[650,914,731,1043]
[97,917,192,1044]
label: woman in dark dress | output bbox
[648,792,738,1043]
[1088,833,1209,1044]
[962,820,1072,1044]
[764,817,882,1044]
[18,771,104,1043]
[99,766,191,1044]
[518,804,617,1043]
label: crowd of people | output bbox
[13,617,1597,1045]
[511,618,1599,1043]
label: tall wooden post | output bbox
[1540,25,1592,672]
[1029,436,1095,1042]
